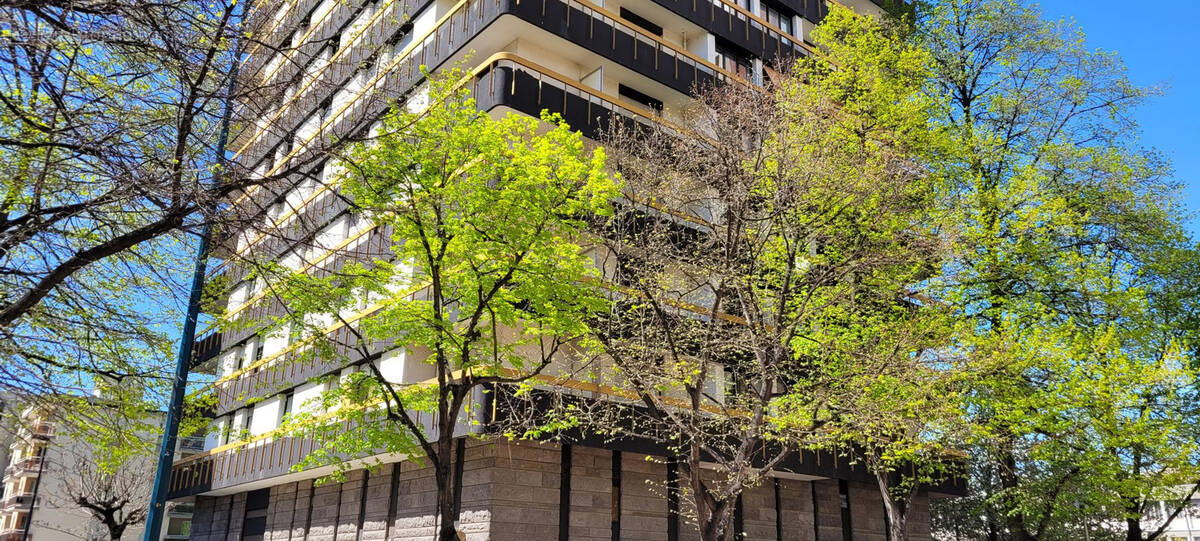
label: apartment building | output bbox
[169,0,963,539]
[1142,492,1200,541]
[0,404,197,541]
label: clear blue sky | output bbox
[1034,1,1200,234]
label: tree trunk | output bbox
[875,470,908,541]
[1126,517,1142,541]
[689,468,733,541]
[108,522,126,541]
[998,445,1032,541]
[434,427,459,541]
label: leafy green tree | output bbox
[263,66,618,541]
[593,6,951,539]
[0,0,344,417]
[919,1,1200,539]
[0,0,243,410]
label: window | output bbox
[714,42,754,80]
[234,336,262,371]
[287,319,304,345]
[216,416,230,445]
[290,18,311,49]
[227,280,252,311]
[332,63,371,117]
[618,84,664,113]
[619,8,663,36]
[310,0,335,29]
[281,392,294,422]
[342,4,377,49]
[297,110,323,143]
[722,0,751,14]
[241,407,253,436]
[760,2,794,36]
[242,488,271,541]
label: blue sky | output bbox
[1034,0,1200,234]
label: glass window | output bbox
[280,392,294,424]
[760,2,793,36]
[715,43,754,80]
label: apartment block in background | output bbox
[0,404,197,541]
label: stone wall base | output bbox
[186,440,931,541]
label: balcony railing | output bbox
[169,383,486,499]
[4,456,42,477]
[28,422,53,439]
[0,492,35,510]
[218,0,757,273]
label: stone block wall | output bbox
[566,445,612,541]
[776,479,816,541]
[848,482,887,541]
[812,480,844,541]
[620,452,667,541]
[187,439,934,541]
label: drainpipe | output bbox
[19,450,48,541]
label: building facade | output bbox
[0,404,197,541]
[1143,494,1200,541]
[168,0,963,539]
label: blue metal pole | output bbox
[143,3,242,535]
[142,220,212,541]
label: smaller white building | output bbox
[1144,490,1200,541]
[0,402,197,541]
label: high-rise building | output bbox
[168,1,964,539]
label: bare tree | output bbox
[55,452,154,541]
[579,7,950,540]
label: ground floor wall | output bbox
[185,439,931,541]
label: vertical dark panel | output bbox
[666,457,679,541]
[559,444,573,541]
[611,450,622,541]
[383,463,401,541]
[810,482,819,541]
[774,479,783,541]
[300,484,315,541]
[452,438,466,521]
[286,483,299,541]
[241,488,271,540]
[838,480,852,541]
[883,498,892,541]
[226,495,236,541]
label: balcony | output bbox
[205,48,695,416]
[224,0,766,244]
[0,492,35,510]
[4,456,41,478]
[27,422,53,439]
[0,530,25,541]
[649,0,815,63]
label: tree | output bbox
[591,6,948,539]
[919,0,1200,539]
[0,0,336,407]
[20,394,160,541]
[816,304,967,541]
[258,66,618,541]
[56,449,154,541]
